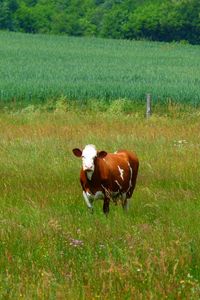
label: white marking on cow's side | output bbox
[115,180,122,190]
[118,166,124,181]
[101,184,112,199]
[101,184,108,193]
[83,191,93,208]
[127,162,133,193]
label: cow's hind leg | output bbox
[121,193,130,212]
[103,197,110,216]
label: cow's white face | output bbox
[81,145,97,172]
[73,145,107,178]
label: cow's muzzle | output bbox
[84,168,94,172]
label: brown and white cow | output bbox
[72,144,139,215]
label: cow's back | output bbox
[104,150,138,173]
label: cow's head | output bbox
[73,144,107,172]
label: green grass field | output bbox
[0,106,200,299]
[1,31,200,106]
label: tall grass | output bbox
[1,31,200,106]
[0,106,200,298]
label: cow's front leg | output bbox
[83,191,93,211]
[103,197,110,216]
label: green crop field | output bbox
[0,106,200,299]
[0,31,200,106]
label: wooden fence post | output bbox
[146,93,152,118]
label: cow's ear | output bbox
[98,151,107,159]
[72,148,82,157]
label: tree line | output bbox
[0,0,200,44]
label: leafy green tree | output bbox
[0,0,199,44]
[0,0,18,30]
[124,0,200,43]
[100,5,128,39]
[14,2,38,32]
[31,2,54,33]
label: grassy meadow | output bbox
[1,31,200,106]
[0,104,200,299]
